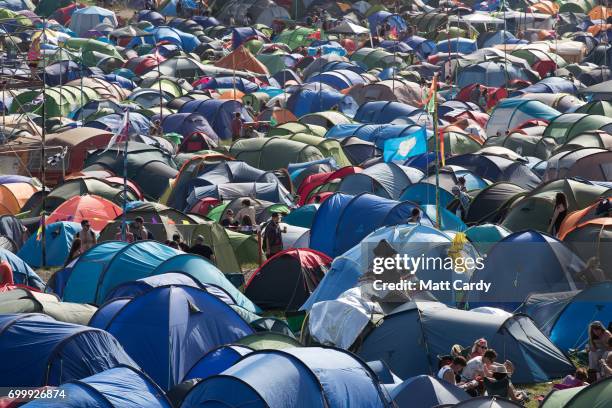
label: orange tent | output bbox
[531,1,559,15]
[0,182,39,215]
[256,107,298,125]
[557,197,612,240]
[589,5,612,20]
[214,45,270,75]
[46,194,122,231]
[218,89,245,100]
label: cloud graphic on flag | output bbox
[398,137,417,157]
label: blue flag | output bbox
[383,126,427,162]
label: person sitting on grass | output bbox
[556,368,589,389]
[438,357,478,391]
[484,364,526,403]
[588,321,612,381]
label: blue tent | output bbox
[0,247,44,289]
[400,182,455,206]
[358,302,575,383]
[466,231,585,311]
[136,10,164,26]
[18,222,81,268]
[511,77,578,96]
[161,113,218,141]
[182,345,253,382]
[69,6,117,37]
[446,154,541,190]
[232,27,268,49]
[379,40,414,54]
[181,347,388,408]
[390,375,470,408]
[60,241,259,312]
[193,15,220,28]
[87,112,150,136]
[23,366,171,407]
[368,11,407,35]
[516,282,612,351]
[307,69,368,90]
[97,73,136,89]
[90,285,254,390]
[354,101,424,124]
[464,224,511,254]
[283,204,320,228]
[127,26,200,52]
[477,30,519,48]
[309,193,433,257]
[326,123,431,149]
[303,224,478,309]
[286,87,358,117]
[0,314,137,387]
[185,182,291,212]
[196,77,259,93]
[44,60,90,87]
[338,162,424,200]
[404,35,436,58]
[421,204,467,232]
[457,61,539,88]
[436,38,477,54]
[179,99,253,140]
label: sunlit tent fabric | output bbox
[543,113,612,143]
[516,282,612,351]
[446,154,541,190]
[350,47,404,70]
[310,193,434,258]
[185,182,292,211]
[245,248,331,311]
[543,148,612,182]
[46,194,122,231]
[0,182,38,215]
[179,99,253,140]
[358,302,574,383]
[126,26,201,52]
[338,162,423,200]
[368,10,407,35]
[18,222,81,268]
[283,204,319,228]
[285,87,357,117]
[501,179,612,232]
[464,224,511,254]
[22,365,172,408]
[436,38,478,54]
[303,224,477,309]
[90,285,253,390]
[69,6,118,36]
[0,313,137,387]
[453,397,523,407]
[307,69,369,91]
[390,375,470,408]
[486,98,560,137]
[348,80,424,107]
[457,61,539,88]
[281,133,352,167]
[464,182,527,224]
[540,377,612,408]
[230,137,325,170]
[182,345,253,382]
[354,101,423,124]
[181,347,388,408]
[275,26,316,50]
[0,248,44,289]
[466,230,584,311]
[326,123,428,149]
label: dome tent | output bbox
[181,344,253,382]
[0,313,137,387]
[18,222,82,268]
[358,302,574,384]
[389,375,470,408]
[90,285,254,390]
[0,247,44,290]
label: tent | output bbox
[46,194,122,231]
[0,248,44,289]
[543,148,612,182]
[464,182,527,224]
[358,302,575,383]
[465,230,584,311]
[0,214,26,250]
[230,137,325,170]
[245,248,331,311]
[0,313,137,386]
[179,99,253,140]
[0,289,97,325]
[23,365,172,407]
[351,48,404,70]
[0,182,39,215]
[516,282,612,351]
[540,377,612,408]
[389,375,470,408]
[286,87,358,117]
[182,344,253,382]
[90,285,253,390]
[338,163,423,200]
[354,101,423,124]
[543,113,612,143]
[180,347,388,408]
[309,193,433,258]
[464,224,511,254]
[486,98,560,137]
[457,61,539,88]
[283,204,319,228]
[18,222,82,268]
[185,182,292,212]
[452,397,524,407]
[69,7,118,36]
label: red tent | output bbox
[46,194,122,231]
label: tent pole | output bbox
[432,75,441,228]
[122,109,130,241]
[40,20,47,268]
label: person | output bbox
[470,84,482,105]
[438,357,477,390]
[264,212,285,258]
[188,235,214,261]
[596,196,611,216]
[548,192,568,237]
[231,112,244,141]
[172,233,189,251]
[470,338,489,358]
[236,199,256,227]
[175,0,183,16]
[168,240,179,249]
[115,225,134,243]
[558,368,589,389]
[0,260,14,286]
[588,321,612,380]
[239,215,254,233]
[463,349,497,381]
[452,186,471,221]
[65,238,82,266]
[150,120,163,137]
[577,257,610,284]
[132,216,155,241]
[220,209,238,228]
[480,87,488,108]
[457,176,468,192]
[408,208,421,223]
[599,353,612,378]
[484,365,525,403]
[76,220,96,252]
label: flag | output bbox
[424,75,438,114]
[389,26,398,40]
[269,116,278,127]
[46,147,68,166]
[383,127,427,162]
[439,130,446,167]
[102,110,129,153]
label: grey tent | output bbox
[389,375,470,408]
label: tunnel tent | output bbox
[338,162,424,200]
[22,365,172,408]
[309,193,434,258]
[353,101,423,124]
[299,110,355,129]
[230,137,325,170]
[268,121,327,137]
[90,285,254,390]
[0,182,40,216]
[540,377,612,408]
[516,282,612,351]
[178,98,253,140]
[282,133,352,167]
[236,331,303,350]
[357,302,574,384]
[464,182,527,224]
[0,313,137,387]
[350,47,404,70]
[543,113,612,143]
[543,147,612,182]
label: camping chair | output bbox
[483,377,511,399]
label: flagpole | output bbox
[432,74,441,229]
[40,20,47,267]
[121,109,130,241]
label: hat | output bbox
[452,186,460,193]
[196,235,205,241]
[491,364,508,374]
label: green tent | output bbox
[0,8,33,26]
[576,100,612,116]
[226,229,260,268]
[299,111,355,129]
[11,86,99,117]
[236,332,302,350]
[257,52,290,75]
[63,38,123,66]
[558,0,594,13]
[229,137,325,170]
[511,48,567,69]
[502,179,612,232]
[430,131,482,157]
[242,92,270,113]
[351,47,405,70]
[274,27,316,51]
[484,132,557,160]
[35,0,71,16]
[541,377,612,408]
[543,113,612,143]
[268,121,327,137]
[283,133,352,167]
